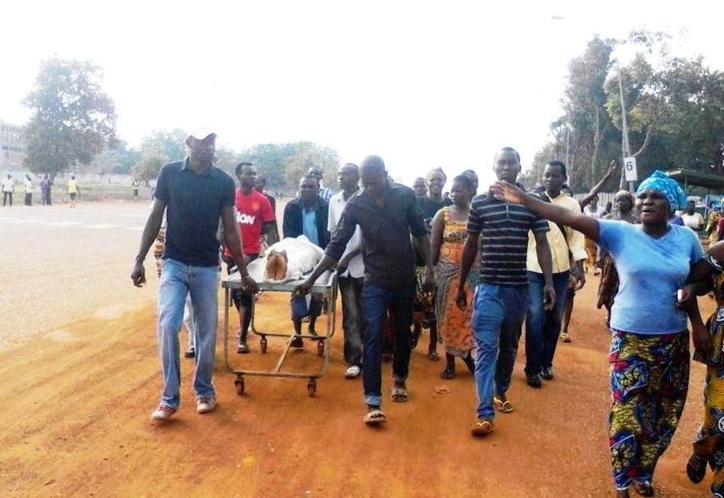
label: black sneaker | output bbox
[541,367,554,380]
[237,341,250,354]
[526,373,542,388]
[290,335,304,348]
[184,347,195,359]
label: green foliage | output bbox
[239,142,340,193]
[214,146,241,177]
[23,57,117,181]
[140,128,188,163]
[533,29,724,194]
[282,142,340,190]
[131,151,167,186]
[238,143,298,190]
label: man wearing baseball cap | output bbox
[131,128,259,421]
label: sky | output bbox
[2,1,723,188]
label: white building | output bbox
[0,119,26,171]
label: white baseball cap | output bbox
[187,127,216,141]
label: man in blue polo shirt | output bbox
[131,129,258,422]
[456,147,555,437]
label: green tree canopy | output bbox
[131,150,167,186]
[530,30,724,195]
[23,57,117,181]
[239,142,340,193]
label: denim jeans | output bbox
[361,281,415,407]
[338,275,364,367]
[471,283,528,419]
[525,271,570,375]
[157,258,220,409]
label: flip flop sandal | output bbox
[428,351,441,361]
[391,386,409,402]
[493,396,514,413]
[686,454,707,483]
[364,409,387,425]
[471,419,495,436]
[440,367,455,379]
[632,481,654,497]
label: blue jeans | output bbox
[471,284,528,419]
[525,271,570,375]
[361,282,415,407]
[157,259,220,409]
[339,275,364,367]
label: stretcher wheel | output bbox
[260,337,268,354]
[235,376,245,396]
[307,379,316,397]
[317,340,325,356]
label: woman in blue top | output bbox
[492,170,704,498]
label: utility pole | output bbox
[618,69,636,193]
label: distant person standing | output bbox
[255,174,280,244]
[415,167,453,361]
[412,177,427,198]
[23,174,33,206]
[67,175,80,208]
[132,178,140,200]
[130,129,258,422]
[680,200,704,231]
[40,174,51,206]
[2,174,14,207]
[328,163,365,379]
[583,194,606,274]
[308,166,333,203]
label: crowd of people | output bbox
[130,130,724,496]
[1,172,76,206]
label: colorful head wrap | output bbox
[426,167,447,184]
[636,170,686,212]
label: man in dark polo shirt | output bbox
[456,147,555,437]
[131,129,258,422]
[296,155,434,426]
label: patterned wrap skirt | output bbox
[608,328,690,490]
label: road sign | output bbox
[624,156,638,182]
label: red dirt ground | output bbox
[0,274,716,497]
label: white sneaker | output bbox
[196,396,217,414]
[151,405,176,421]
[345,365,361,379]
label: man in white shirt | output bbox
[680,200,704,231]
[2,174,15,207]
[328,163,364,379]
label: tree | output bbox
[139,128,188,163]
[562,36,617,191]
[283,142,340,190]
[238,143,299,191]
[238,142,340,193]
[23,57,116,181]
[131,151,167,187]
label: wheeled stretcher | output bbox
[222,257,338,397]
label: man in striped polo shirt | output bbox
[456,147,555,437]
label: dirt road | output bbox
[0,203,714,497]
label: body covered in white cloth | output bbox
[263,235,324,282]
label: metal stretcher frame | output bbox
[222,257,338,397]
